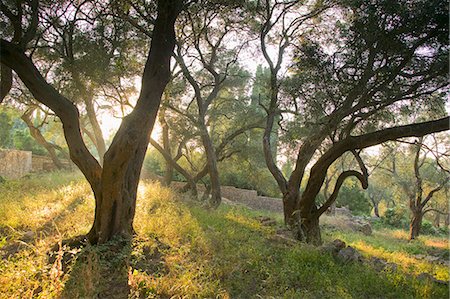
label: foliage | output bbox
[0,109,13,148]
[335,179,372,215]
[382,208,409,229]
[219,156,281,197]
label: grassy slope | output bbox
[0,172,448,298]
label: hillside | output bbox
[0,171,448,298]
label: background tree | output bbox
[381,136,449,239]
[255,0,449,244]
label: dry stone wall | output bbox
[221,186,258,202]
[0,149,32,179]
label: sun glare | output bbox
[99,112,162,142]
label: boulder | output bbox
[368,257,398,272]
[357,223,372,236]
[335,206,352,218]
[370,257,388,272]
[255,216,277,226]
[337,246,363,263]
[332,239,346,250]
[347,218,372,236]
[321,239,346,256]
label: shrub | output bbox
[336,184,371,216]
[382,208,409,229]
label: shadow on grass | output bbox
[59,236,131,299]
[185,205,449,298]
[1,195,86,260]
[57,235,170,299]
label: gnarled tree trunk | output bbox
[298,212,321,245]
[409,208,423,240]
[433,212,440,228]
[282,191,298,227]
[200,125,221,208]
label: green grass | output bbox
[0,171,448,298]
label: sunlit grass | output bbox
[322,218,450,282]
[0,172,448,298]
[424,238,449,250]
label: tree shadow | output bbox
[58,235,171,299]
[184,205,446,298]
[1,195,86,260]
[59,236,131,299]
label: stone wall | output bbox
[143,175,283,212]
[0,149,32,179]
[221,186,258,202]
[32,155,72,172]
[255,196,283,213]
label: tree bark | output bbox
[433,212,440,228]
[282,192,298,226]
[296,206,321,245]
[369,196,380,217]
[0,63,12,103]
[409,209,423,240]
[373,202,380,218]
[160,109,174,186]
[200,125,221,208]
[84,94,106,166]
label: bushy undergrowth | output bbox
[0,171,448,298]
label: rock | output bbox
[335,206,352,218]
[337,246,362,263]
[417,272,449,285]
[358,223,372,236]
[423,255,440,263]
[368,257,398,272]
[270,234,298,246]
[21,231,35,242]
[347,219,372,236]
[332,239,346,250]
[321,239,347,256]
[370,257,388,272]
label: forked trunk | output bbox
[409,209,423,240]
[200,129,221,208]
[0,0,182,246]
[282,190,323,245]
